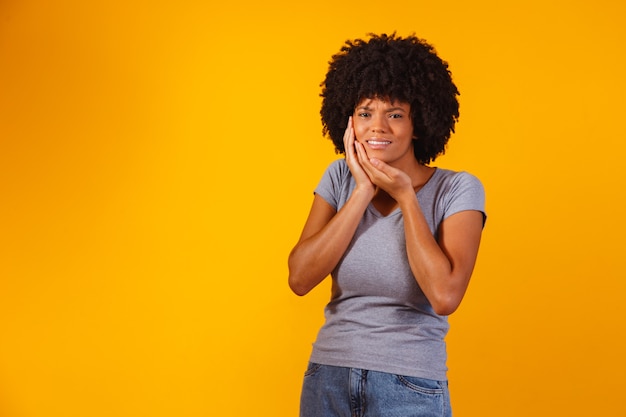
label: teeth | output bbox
[368,140,391,145]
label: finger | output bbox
[367,157,395,181]
[354,142,374,170]
[355,142,377,178]
[354,141,367,166]
[356,145,394,184]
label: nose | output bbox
[371,113,388,133]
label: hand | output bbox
[343,117,375,194]
[354,142,414,202]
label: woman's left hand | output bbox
[354,142,414,201]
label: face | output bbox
[352,97,416,166]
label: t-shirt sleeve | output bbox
[313,159,349,211]
[442,171,487,225]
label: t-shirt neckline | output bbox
[367,167,440,218]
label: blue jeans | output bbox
[299,363,451,417]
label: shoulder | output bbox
[429,168,486,221]
[432,168,484,196]
[315,159,353,210]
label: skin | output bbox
[288,98,483,316]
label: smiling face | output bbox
[352,97,417,167]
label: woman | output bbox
[288,33,486,417]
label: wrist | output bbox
[396,189,418,208]
[352,184,375,200]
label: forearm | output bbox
[288,188,373,295]
[398,195,460,315]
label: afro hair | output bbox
[320,33,460,165]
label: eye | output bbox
[389,113,403,119]
[357,112,370,118]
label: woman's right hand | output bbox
[288,117,376,296]
[343,117,375,194]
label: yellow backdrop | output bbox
[1,0,624,416]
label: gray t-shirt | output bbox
[309,159,486,381]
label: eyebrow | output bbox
[356,105,408,113]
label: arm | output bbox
[355,148,483,315]
[288,117,375,296]
[287,189,372,296]
[400,201,483,315]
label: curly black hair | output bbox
[320,33,459,165]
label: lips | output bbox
[365,139,392,150]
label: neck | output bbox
[391,157,433,189]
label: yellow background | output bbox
[1,0,624,416]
